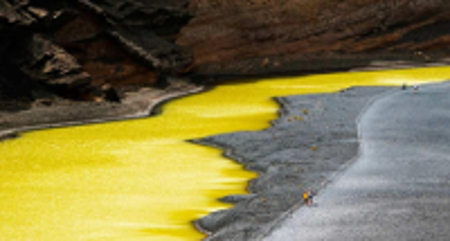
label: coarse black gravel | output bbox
[265,81,450,241]
[193,86,396,240]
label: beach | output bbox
[194,86,395,240]
[265,81,450,241]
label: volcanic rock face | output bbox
[79,0,193,72]
[0,0,193,102]
[1,0,450,103]
[178,0,450,75]
[14,34,91,97]
[2,0,450,102]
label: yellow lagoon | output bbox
[1,66,450,240]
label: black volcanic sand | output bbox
[262,83,450,240]
[193,86,399,240]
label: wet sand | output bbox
[265,81,450,241]
[194,67,450,240]
[194,87,396,240]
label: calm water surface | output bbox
[1,67,450,240]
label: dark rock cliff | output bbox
[0,0,192,103]
[0,0,449,104]
[178,0,450,76]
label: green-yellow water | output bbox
[1,66,450,240]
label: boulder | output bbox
[0,0,35,27]
[13,34,92,96]
[101,84,120,102]
[79,0,193,73]
[108,26,192,72]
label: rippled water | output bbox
[1,67,449,240]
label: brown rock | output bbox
[26,6,48,20]
[16,34,85,81]
[79,0,194,72]
[54,12,103,44]
[177,0,450,75]
[261,57,269,67]
[13,34,93,99]
[35,98,53,106]
[46,72,91,88]
[0,0,35,26]
[101,84,121,103]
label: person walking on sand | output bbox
[303,190,314,206]
[307,189,314,205]
[413,85,419,94]
[303,191,310,205]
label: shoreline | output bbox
[2,59,448,141]
[195,78,450,240]
[255,87,401,239]
[263,81,450,240]
[193,86,399,240]
[0,83,204,141]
